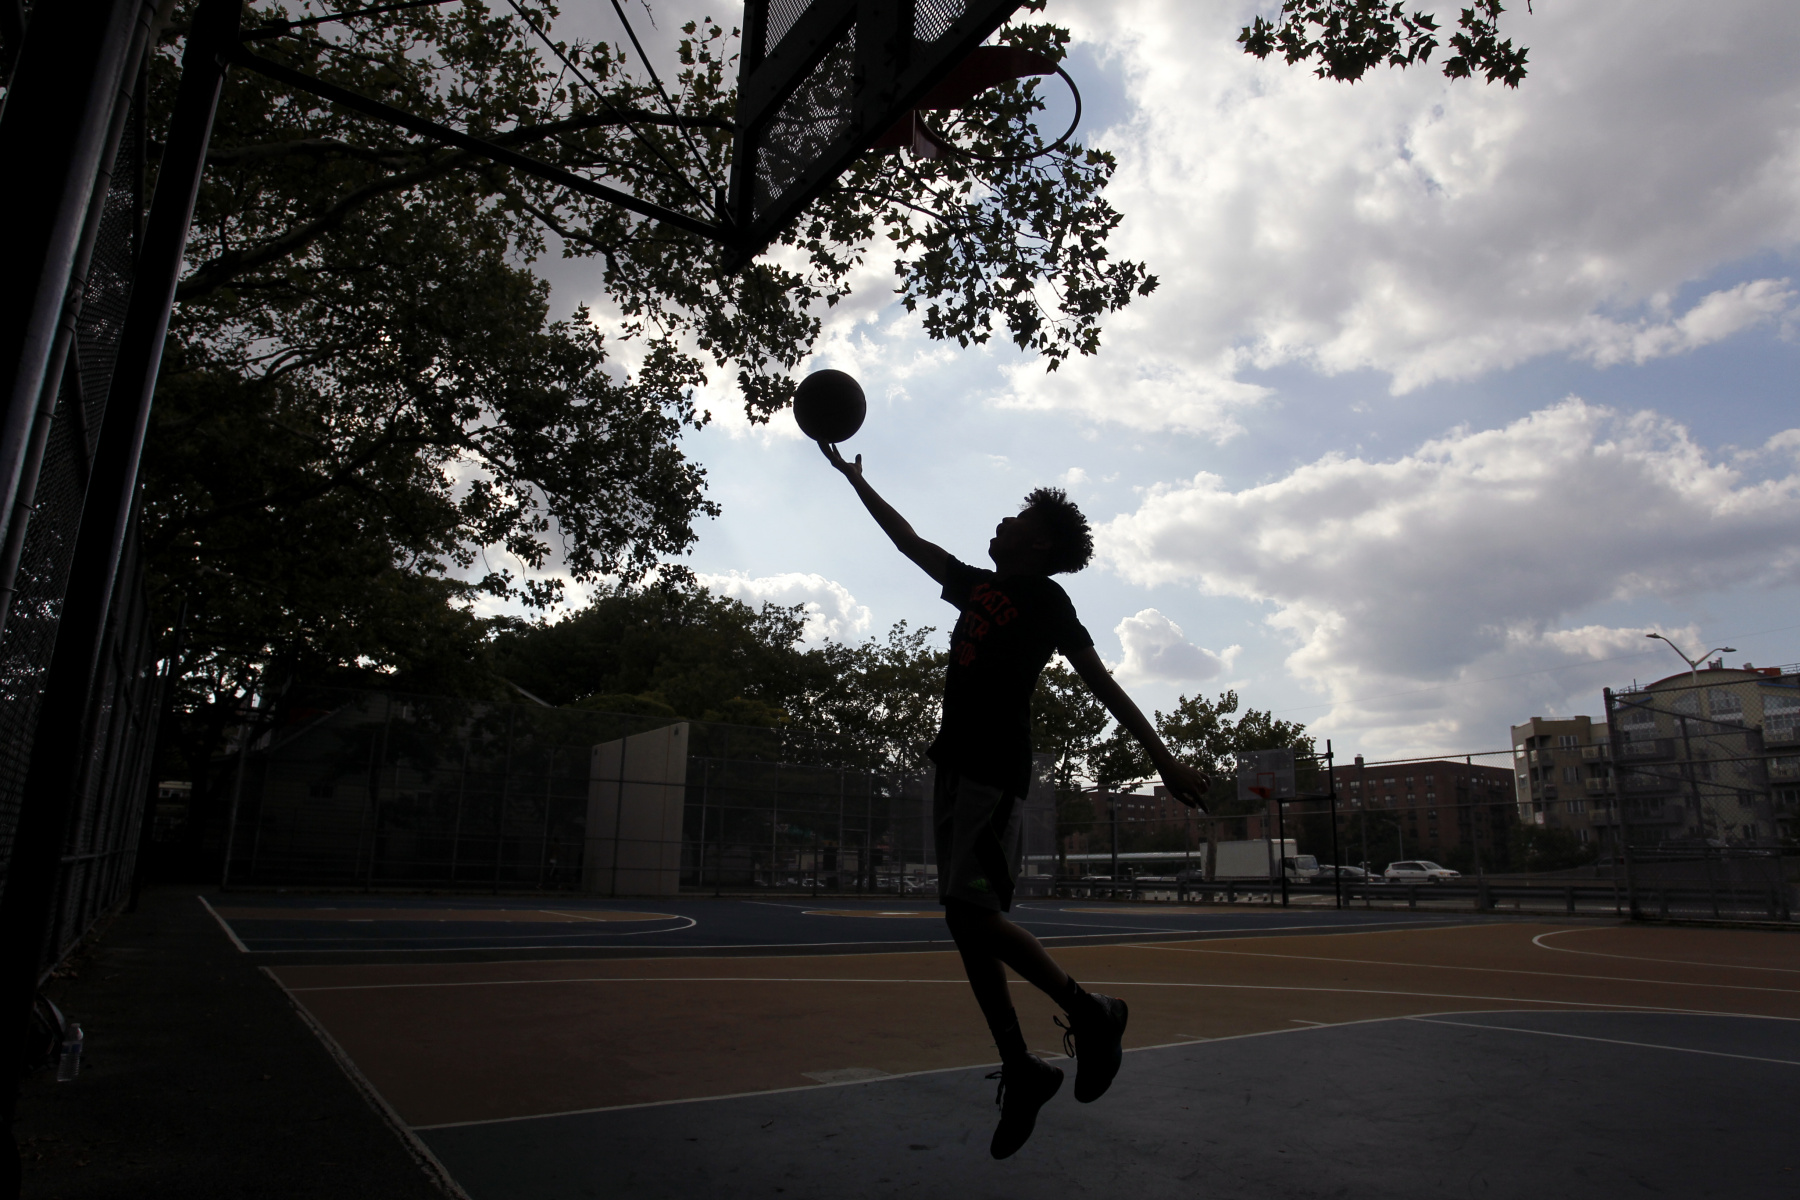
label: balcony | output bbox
[1618,737,1675,761]
[1620,769,1680,793]
[1763,716,1800,747]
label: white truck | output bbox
[1193,839,1318,882]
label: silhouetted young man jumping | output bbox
[820,441,1210,1159]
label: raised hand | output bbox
[818,439,863,479]
[1157,759,1211,812]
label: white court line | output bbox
[282,974,1758,1017]
[236,915,700,946]
[257,917,1462,959]
[539,910,676,923]
[1531,928,1800,973]
[1408,1015,1800,1067]
[407,1006,1781,1132]
[263,968,473,1198]
[1134,942,1800,996]
[198,895,250,954]
[289,975,970,993]
[252,916,1472,959]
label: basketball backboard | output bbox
[1236,749,1297,805]
[726,0,1026,268]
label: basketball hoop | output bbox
[917,63,1082,163]
[870,46,1084,165]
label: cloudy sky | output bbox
[530,0,1800,763]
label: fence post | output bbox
[1408,885,1417,910]
[1565,886,1575,915]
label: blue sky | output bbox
[524,1,1800,762]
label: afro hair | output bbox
[1021,487,1094,574]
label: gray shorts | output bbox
[933,768,1022,912]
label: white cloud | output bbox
[998,0,1800,427]
[1059,466,1090,488]
[1112,608,1238,685]
[696,570,874,644]
[1099,400,1800,752]
[1583,279,1795,368]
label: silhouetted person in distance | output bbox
[819,440,1209,1159]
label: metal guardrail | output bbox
[1046,877,1798,923]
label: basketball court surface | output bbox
[204,895,1800,1198]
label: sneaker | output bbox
[987,1054,1064,1159]
[1056,992,1129,1103]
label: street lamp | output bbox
[1645,633,1736,683]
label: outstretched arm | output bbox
[819,441,952,584]
[1065,644,1211,811]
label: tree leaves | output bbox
[490,585,946,772]
[146,2,1154,701]
[1239,0,1529,88]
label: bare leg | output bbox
[943,901,1069,999]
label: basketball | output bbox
[792,369,866,443]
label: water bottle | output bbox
[55,1022,83,1082]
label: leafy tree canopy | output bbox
[1155,689,1315,815]
[146,0,1154,710]
[1032,664,1314,816]
[1031,660,1110,793]
[1240,0,1529,87]
[491,583,946,772]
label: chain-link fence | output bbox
[0,56,161,979]
[1604,677,1800,923]
[215,686,1059,898]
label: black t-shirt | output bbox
[928,557,1094,794]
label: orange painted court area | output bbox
[267,920,1800,1130]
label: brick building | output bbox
[1332,757,1515,865]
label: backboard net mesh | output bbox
[914,0,968,44]
[754,21,858,220]
[733,0,1021,260]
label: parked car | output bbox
[1383,860,1461,883]
[1314,865,1376,884]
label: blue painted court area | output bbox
[206,894,1471,955]
[419,1010,1800,1200]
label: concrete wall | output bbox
[584,723,689,896]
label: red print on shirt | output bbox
[954,583,1019,666]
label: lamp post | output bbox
[1646,633,1735,845]
[1645,633,1736,682]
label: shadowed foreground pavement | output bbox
[15,888,444,1199]
[420,1011,1800,1200]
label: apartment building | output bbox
[1606,661,1800,845]
[1510,715,1611,847]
